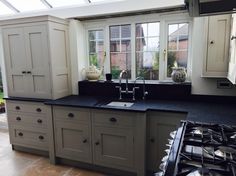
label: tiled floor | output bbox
[0,113,106,176]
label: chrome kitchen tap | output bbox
[116,70,139,100]
[134,77,148,100]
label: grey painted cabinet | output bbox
[1,15,71,99]
[146,111,186,173]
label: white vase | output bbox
[171,67,186,83]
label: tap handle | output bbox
[133,86,139,91]
[115,86,121,89]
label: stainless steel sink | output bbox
[106,101,134,108]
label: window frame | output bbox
[84,13,192,81]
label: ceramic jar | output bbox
[84,65,102,81]
[171,67,186,83]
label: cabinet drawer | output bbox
[10,128,48,150]
[92,110,135,127]
[53,107,90,123]
[7,112,47,129]
[6,101,46,114]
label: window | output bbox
[110,25,131,79]
[167,23,189,77]
[88,30,105,68]
[136,22,160,80]
[86,14,191,81]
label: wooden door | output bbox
[206,15,231,77]
[55,121,92,163]
[228,14,236,84]
[93,126,134,170]
[2,27,29,97]
[24,25,51,99]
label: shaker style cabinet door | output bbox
[24,26,51,99]
[228,14,236,84]
[203,14,231,77]
[93,126,134,171]
[2,28,29,97]
[55,122,92,163]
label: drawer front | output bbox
[8,112,47,129]
[10,127,48,150]
[53,107,90,123]
[92,110,135,127]
[6,101,46,114]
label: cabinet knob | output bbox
[22,71,26,74]
[83,139,87,143]
[150,138,155,143]
[18,132,23,137]
[16,117,21,121]
[210,40,214,44]
[39,135,44,140]
[36,108,42,112]
[109,117,117,122]
[68,113,74,118]
[37,119,42,123]
[231,36,236,40]
[15,106,20,110]
[95,141,100,145]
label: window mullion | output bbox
[131,23,136,80]
[159,20,166,81]
[105,26,110,75]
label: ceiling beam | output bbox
[40,0,52,8]
[0,0,19,13]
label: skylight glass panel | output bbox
[0,2,15,15]
[90,0,108,2]
[46,0,86,7]
[6,0,47,12]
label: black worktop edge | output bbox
[4,97,51,103]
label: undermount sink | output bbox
[106,101,134,108]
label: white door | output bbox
[2,27,29,97]
[24,26,51,98]
[228,14,236,84]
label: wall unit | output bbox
[53,106,146,176]
[228,14,236,84]
[5,100,55,163]
[202,14,231,78]
[146,111,186,173]
[1,16,71,99]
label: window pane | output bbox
[121,25,131,38]
[89,41,96,53]
[0,2,14,15]
[89,52,104,67]
[179,35,188,50]
[97,31,104,40]
[121,40,131,52]
[136,23,147,38]
[97,41,104,51]
[7,0,47,12]
[89,31,96,40]
[111,53,131,79]
[147,37,159,51]
[136,52,159,80]
[148,23,159,37]
[110,40,120,52]
[168,24,178,35]
[136,38,147,51]
[167,51,188,77]
[110,26,120,39]
[46,0,85,7]
[168,36,178,50]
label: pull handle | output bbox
[210,40,214,44]
[37,119,42,123]
[83,139,87,143]
[27,71,32,74]
[163,49,167,61]
[95,141,100,145]
[39,135,44,140]
[15,106,20,110]
[36,108,42,112]
[109,117,117,122]
[150,138,155,143]
[231,36,236,40]
[68,113,74,118]
[18,132,23,137]
[22,71,26,74]
[16,117,21,121]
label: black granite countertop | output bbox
[45,95,236,125]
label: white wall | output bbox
[191,17,236,96]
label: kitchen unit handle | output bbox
[68,113,74,118]
[37,119,42,123]
[18,132,23,137]
[36,108,42,112]
[39,135,44,140]
[231,36,236,40]
[16,117,21,121]
[83,139,87,143]
[150,138,155,143]
[109,117,117,122]
[15,106,20,110]
[210,40,214,44]
[22,71,26,74]
[27,71,32,74]
[95,141,100,145]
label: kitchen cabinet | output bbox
[6,99,55,163]
[202,14,231,78]
[146,111,186,173]
[228,14,236,84]
[53,106,92,163]
[1,16,71,99]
